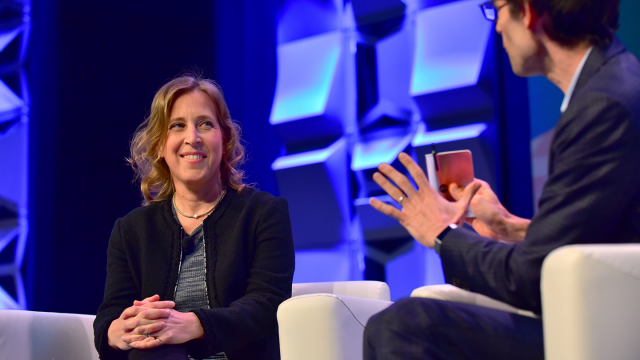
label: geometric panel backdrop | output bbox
[272,0,500,300]
[0,0,30,309]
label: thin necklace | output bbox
[173,189,226,219]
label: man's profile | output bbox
[364,0,640,358]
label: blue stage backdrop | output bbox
[268,0,529,300]
[0,0,30,310]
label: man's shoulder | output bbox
[577,48,640,113]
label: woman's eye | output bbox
[200,121,214,129]
[169,123,185,130]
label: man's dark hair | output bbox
[507,0,620,48]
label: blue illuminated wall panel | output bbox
[270,31,349,150]
[272,138,361,282]
[272,138,351,249]
[0,0,30,310]
[277,0,342,44]
[352,128,415,198]
[411,0,494,122]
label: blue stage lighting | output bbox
[0,285,20,309]
[0,80,24,119]
[271,137,345,171]
[0,27,21,53]
[412,122,487,146]
[351,132,414,171]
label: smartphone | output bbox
[425,150,475,217]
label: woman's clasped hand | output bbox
[108,294,205,350]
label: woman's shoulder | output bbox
[118,199,170,225]
[232,186,286,208]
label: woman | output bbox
[93,74,295,360]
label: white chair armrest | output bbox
[292,281,390,301]
[0,310,99,360]
[541,244,640,360]
[278,293,392,360]
[411,284,537,318]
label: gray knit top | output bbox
[172,206,227,360]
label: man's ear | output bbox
[522,0,539,29]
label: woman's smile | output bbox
[181,152,207,163]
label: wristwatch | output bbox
[434,224,458,255]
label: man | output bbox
[364,0,640,358]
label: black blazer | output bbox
[93,187,295,359]
[439,38,640,314]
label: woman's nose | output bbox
[185,124,202,144]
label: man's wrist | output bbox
[504,215,530,241]
[434,224,458,255]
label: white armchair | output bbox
[0,309,99,360]
[542,244,640,360]
[0,281,391,360]
[278,281,392,360]
[411,244,640,360]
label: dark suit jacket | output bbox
[440,38,640,314]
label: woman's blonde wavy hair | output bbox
[129,74,246,205]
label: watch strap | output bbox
[434,224,458,255]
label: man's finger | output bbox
[377,163,418,199]
[372,172,406,203]
[458,182,482,208]
[370,198,404,220]
[398,153,431,190]
[448,183,463,201]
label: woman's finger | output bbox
[131,337,163,349]
[134,321,166,335]
[372,172,406,204]
[377,163,418,199]
[133,294,160,306]
[136,309,171,320]
[139,301,175,309]
[121,306,139,319]
[122,334,147,344]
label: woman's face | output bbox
[162,90,224,191]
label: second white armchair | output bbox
[278,281,392,360]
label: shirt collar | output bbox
[561,46,593,113]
